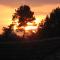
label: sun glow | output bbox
[12,16,45,38]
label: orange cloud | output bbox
[0,5,14,34]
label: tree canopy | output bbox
[12,5,35,26]
[43,7,60,37]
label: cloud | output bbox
[0,0,59,7]
[0,5,14,26]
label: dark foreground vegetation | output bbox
[0,5,60,60]
[0,37,60,60]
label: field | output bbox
[0,37,60,60]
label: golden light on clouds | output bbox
[0,5,14,34]
[0,5,14,25]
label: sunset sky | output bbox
[0,0,60,33]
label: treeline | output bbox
[0,5,60,41]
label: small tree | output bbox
[12,5,35,26]
[2,24,13,40]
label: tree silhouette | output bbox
[1,24,14,41]
[0,5,36,41]
[43,7,60,37]
[0,24,23,42]
[12,5,35,26]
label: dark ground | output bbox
[0,37,60,60]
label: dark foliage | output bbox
[12,5,35,26]
[0,24,23,42]
[42,7,60,38]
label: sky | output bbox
[0,0,60,34]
